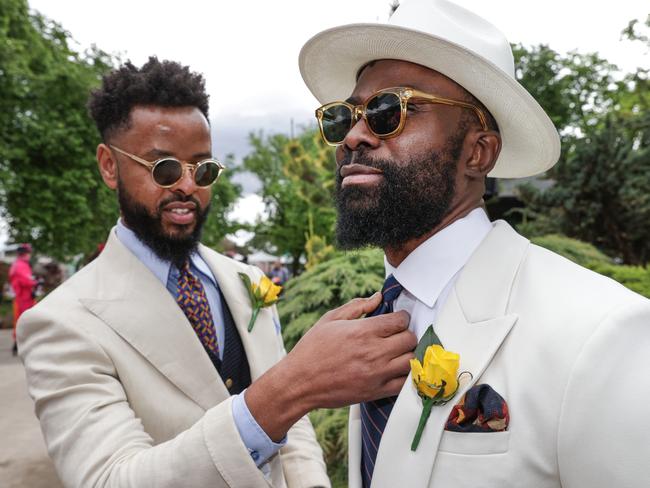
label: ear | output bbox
[97,143,118,190]
[464,131,501,178]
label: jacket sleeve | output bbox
[18,305,273,488]
[558,297,650,488]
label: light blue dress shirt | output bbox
[115,220,284,467]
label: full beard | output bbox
[334,134,463,250]
[117,179,210,268]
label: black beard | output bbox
[117,180,210,268]
[334,134,463,249]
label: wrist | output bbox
[245,356,315,442]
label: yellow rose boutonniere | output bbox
[409,325,470,451]
[238,273,282,332]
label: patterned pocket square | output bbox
[445,384,509,432]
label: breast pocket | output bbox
[438,431,510,455]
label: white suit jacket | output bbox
[18,229,329,488]
[349,221,650,488]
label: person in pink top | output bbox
[9,243,37,355]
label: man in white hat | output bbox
[300,1,650,487]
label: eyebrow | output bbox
[144,148,213,160]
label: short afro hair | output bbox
[88,56,210,141]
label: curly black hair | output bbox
[88,56,210,141]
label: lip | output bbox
[163,201,197,211]
[340,164,384,188]
[162,201,197,225]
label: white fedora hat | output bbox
[299,0,560,178]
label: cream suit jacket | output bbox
[18,229,329,488]
[349,221,650,488]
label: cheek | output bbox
[335,146,345,166]
[196,188,212,209]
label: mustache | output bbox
[157,194,202,213]
[337,151,391,179]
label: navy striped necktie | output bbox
[360,274,404,488]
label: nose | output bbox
[170,164,198,196]
[340,109,381,154]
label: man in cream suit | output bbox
[18,58,416,487]
[299,1,650,487]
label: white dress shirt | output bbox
[386,208,493,340]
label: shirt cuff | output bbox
[232,390,286,467]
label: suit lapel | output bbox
[371,221,528,488]
[198,245,281,380]
[80,230,228,411]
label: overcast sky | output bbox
[4,1,646,245]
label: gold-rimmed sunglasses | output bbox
[315,86,488,146]
[110,145,225,188]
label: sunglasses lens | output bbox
[320,104,352,144]
[194,161,222,187]
[152,159,183,187]
[366,92,402,136]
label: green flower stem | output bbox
[248,307,261,332]
[411,397,434,451]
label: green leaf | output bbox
[238,272,257,304]
[414,325,443,363]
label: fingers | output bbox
[375,375,410,400]
[325,292,382,321]
[382,328,418,358]
[362,310,411,337]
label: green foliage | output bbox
[512,43,619,132]
[309,408,349,488]
[243,129,337,273]
[586,262,650,298]
[279,249,383,487]
[280,248,384,351]
[530,234,650,299]
[200,155,243,250]
[531,234,611,266]
[0,0,119,259]
[511,26,650,265]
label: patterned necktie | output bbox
[360,274,404,488]
[176,260,219,359]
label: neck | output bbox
[384,200,484,267]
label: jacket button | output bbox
[225,378,233,389]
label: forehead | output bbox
[117,105,211,155]
[351,59,466,101]
[127,106,209,137]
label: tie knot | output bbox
[381,274,403,304]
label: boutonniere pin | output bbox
[409,325,471,451]
[238,273,282,332]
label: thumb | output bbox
[327,292,382,321]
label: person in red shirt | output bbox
[9,244,37,355]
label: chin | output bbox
[163,222,195,238]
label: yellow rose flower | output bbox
[410,344,460,400]
[261,276,282,304]
[239,272,283,332]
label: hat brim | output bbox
[299,23,560,178]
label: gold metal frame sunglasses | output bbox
[110,145,225,188]
[315,86,488,146]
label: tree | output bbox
[508,24,650,264]
[243,129,336,273]
[0,0,118,259]
[200,155,243,250]
[512,43,619,133]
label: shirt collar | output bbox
[115,219,215,286]
[385,207,493,308]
